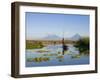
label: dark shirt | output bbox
[63,45,68,51]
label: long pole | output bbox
[62,27,65,55]
[62,37,64,55]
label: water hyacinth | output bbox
[27,57,50,62]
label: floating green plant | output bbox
[71,54,81,59]
[56,56,64,59]
[27,57,50,62]
[36,50,50,53]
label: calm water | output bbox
[25,44,89,67]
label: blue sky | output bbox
[25,12,89,39]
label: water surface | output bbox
[25,44,89,67]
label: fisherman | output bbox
[62,38,68,55]
[63,44,68,51]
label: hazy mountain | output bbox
[70,34,81,41]
[43,34,61,40]
[42,34,81,40]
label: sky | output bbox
[25,12,89,40]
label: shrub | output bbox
[74,37,89,54]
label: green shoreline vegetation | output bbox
[26,41,44,49]
[74,37,89,55]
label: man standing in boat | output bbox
[62,37,68,55]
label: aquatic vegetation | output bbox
[74,37,89,55]
[71,54,80,59]
[26,41,44,49]
[58,51,61,54]
[43,54,48,56]
[50,54,58,56]
[26,58,34,62]
[43,53,58,56]
[43,57,50,61]
[36,50,50,53]
[57,55,64,59]
[27,57,50,62]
